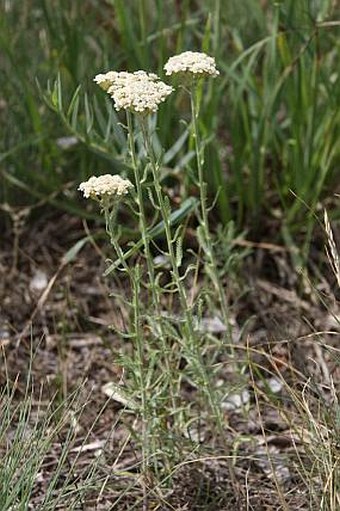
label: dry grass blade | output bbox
[324,209,340,288]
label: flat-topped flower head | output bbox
[94,70,173,115]
[79,174,133,202]
[164,51,219,79]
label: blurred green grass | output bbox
[1,0,339,254]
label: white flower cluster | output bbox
[94,70,173,114]
[79,174,133,200]
[164,51,219,78]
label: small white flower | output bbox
[94,70,173,114]
[78,174,133,200]
[94,71,120,91]
[164,51,219,78]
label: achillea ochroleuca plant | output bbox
[82,57,234,497]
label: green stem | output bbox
[103,205,129,271]
[189,89,234,352]
[126,111,158,307]
[131,265,149,508]
[139,116,222,430]
[127,111,177,443]
[104,205,149,498]
[139,117,193,334]
[189,88,238,487]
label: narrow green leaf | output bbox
[104,196,198,275]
